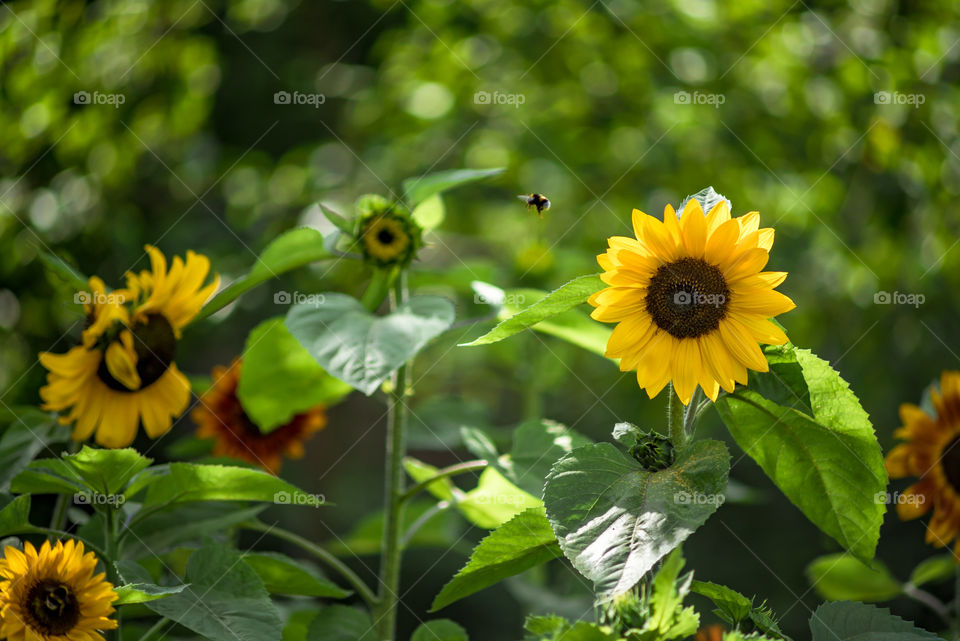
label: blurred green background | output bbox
[2,0,960,638]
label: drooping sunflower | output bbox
[39,245,218,448]
[191,359,327,474]
[886,371,960,553]
[0,539,117,641]
[589,198,795,404]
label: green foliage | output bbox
[238,318,352,432]
[808,601,940,640]
[286,293,455,395]
[306,605,375,641]
[908,555,956,588]
[198,228,335,320]
[458,467,542,529]
[403,457,457,502]
[11,446,150,497]
[806,554,901,602]
[0,495,41,539]
[716,345,886,562]
[0,410,69,492]
[402,168,504,207]
[411,620,470,641]
[690,580,753,623]
[626,549,699,641]
[432,507,560,611]
[544,440,730,596]
[137,541,283,641]
[524,616,620,641]
[113,562,189,604]
[461,275,605,348]
[242,551,351,598]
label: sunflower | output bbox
[886,371,960,553]
[0,539,117,641]
[191,359,327,474]
[39,246,218,448]
[588,198,795,405]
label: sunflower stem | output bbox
[241,521,378,607]
[667,383,686,448]
[138,616,170,641]
[683,387,705,441]
[361,266,398,312]
[374,272,410,641]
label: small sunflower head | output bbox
[630,432,676,471]
[355,195,423,268]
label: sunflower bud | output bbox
[355,195,423,268]
[630,432,676,471]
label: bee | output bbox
[518,193,551,218]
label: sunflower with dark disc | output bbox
[0,539,117,641]
[355,194,423,267]
[886,371,960,554]
[39,245,218,448]
[191,359,328,475]
[589,198,795,404]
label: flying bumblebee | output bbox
[518,193,551,218]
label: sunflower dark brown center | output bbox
[645,257,730,339]
[25,579,80,636]
[97,313,176,391]
[941,436,960,492]
[377,228,395,245]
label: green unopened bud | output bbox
[630,432,676,471]
[354,195,423,268]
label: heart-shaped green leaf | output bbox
[544,440,730,596]
[285,293,455,395]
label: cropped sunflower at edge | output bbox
[886,371,960,554]
[0,539,117,641]
[39,246,218,448]
[589,195,796,405]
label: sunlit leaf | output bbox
[402,167,504,207]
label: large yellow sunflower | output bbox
[191,359,327,475]
[39,246,218,448]
[886,371,960,553]
[588,198,795,404]
[0,539,117,641]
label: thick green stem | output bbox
[667,383,686,448]
[374,275,410,640]
[682,387,705,441]
[242,521,377,607]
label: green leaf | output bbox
[461,275,605,348]
[286,293,455,395]
[638,548,700,640]
[243,552,351,598]
[749,344,812,415]
[124,503,266,557]
[716,347,886,562]
[140,463,323,508]
[908,555,956,587]
[141,542,283,641]
[808,601,939,640]
[411,194,446,230]
[306,605,375,641]
[432,507,560,611]
[319,203,354,234]
[508,419,593,497]
[690,580,753,623]
[459,467,543,529]
[677,186,731,217]
[64,446,152,496]
[411,620,469,641]
[402,167,504,207]
[38,250,89,291]
[403,457,456,502]
[283,609,320,641]
[199,227,335,320]
[544,440,730,596]
[330,500,458,556]
[524,616,620,641]
[0,495,41,538]
[0,409,69,492]
[238,318,352,432]
[806,554,901,602]
[113,563,189,605]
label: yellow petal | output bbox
[104,332,141,391]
